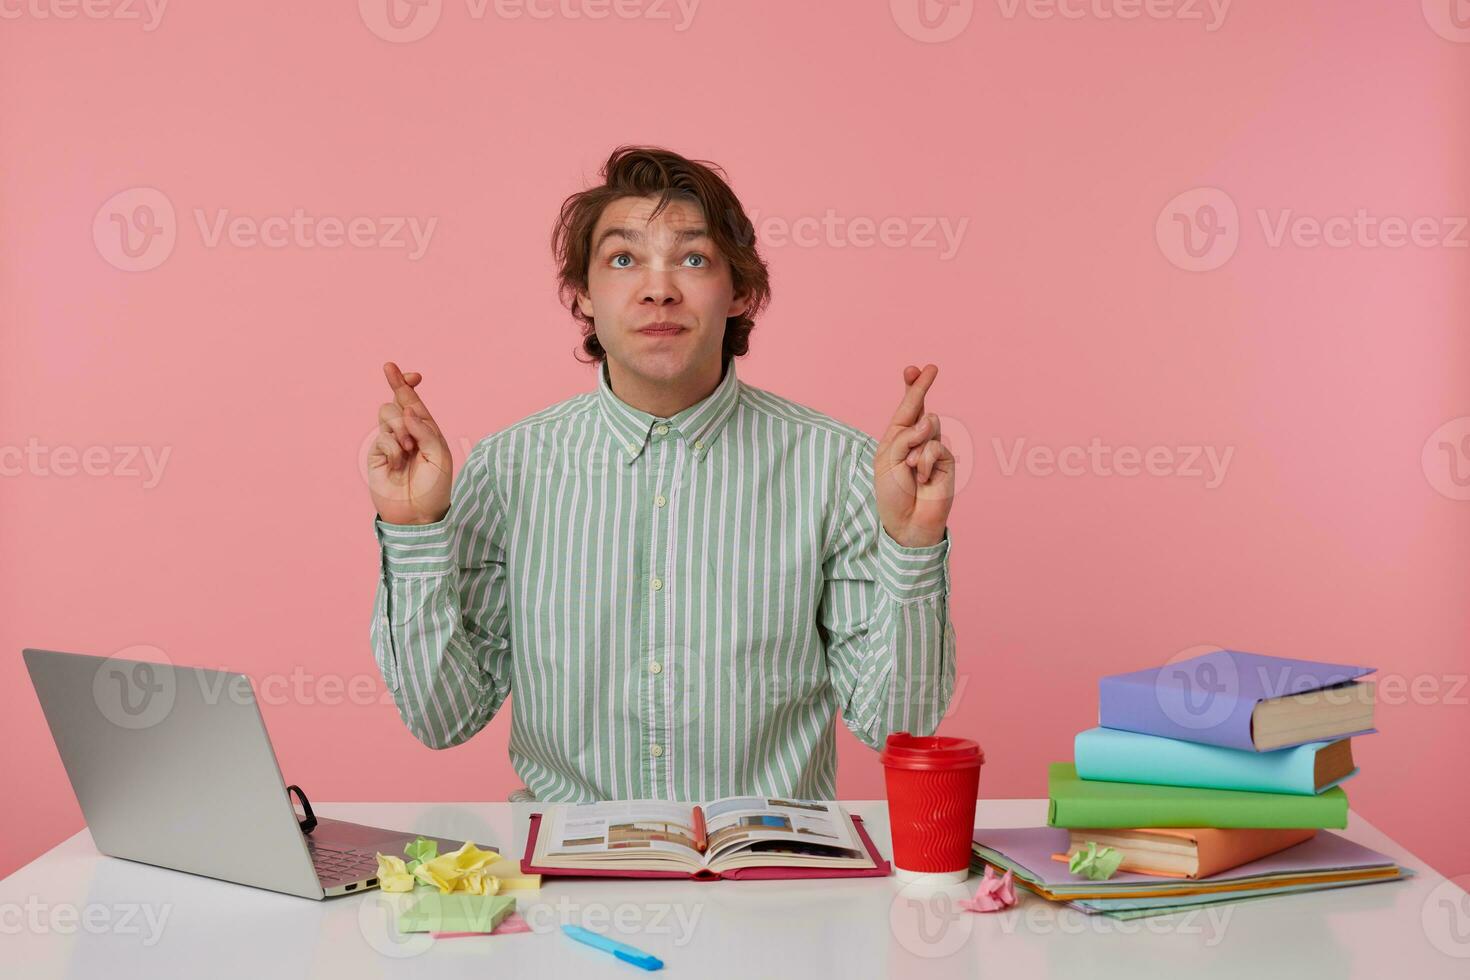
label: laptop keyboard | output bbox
[308,842,380,882]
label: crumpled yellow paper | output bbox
[374,854,417,893]
[374,838,501,895]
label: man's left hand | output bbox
[873,363,955,548]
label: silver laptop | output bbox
[23,647,470,900]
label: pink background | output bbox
[2,2,1467,883]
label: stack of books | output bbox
[973,650,1413,918]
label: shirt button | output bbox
[654,494,666,508]
[694,440,705,451]
[649,661,662,674]
[654,423,669,436]
[649,743,664,758]
[625,442,637,453]
[650,576,663,591]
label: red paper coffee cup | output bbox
[881,732,983,881]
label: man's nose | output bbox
[640,267,682,305]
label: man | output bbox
[367,146,957,802]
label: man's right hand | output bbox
[369,361,454,525]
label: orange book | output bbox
[1054,827,1317,879]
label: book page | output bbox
[541,800,701,863]
[702,797,862,861]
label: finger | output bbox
[384,361,411,392]
[917,442,955,496]
[904,415,942,465]
[916,439,944,484]
[370,429,405,469]
[403,372,421,386]
[384,362,433,418]
[400,404,441,450]
[378,403,414,452]
[903,364,921,385]
[882,417,934,467]
[886,363,938,432]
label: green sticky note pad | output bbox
[398,893,516,934]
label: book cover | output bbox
[1073,726,1358,795]
[1097,650,1375,751]
[1047,762,1349,828]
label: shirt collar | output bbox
[595,357,742,464]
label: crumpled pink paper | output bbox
[957,866,1017,912]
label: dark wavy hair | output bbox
[552,145,771,364]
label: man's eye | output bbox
[611,253,633,268]
[685,253,708,268]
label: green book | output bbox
[1047,762,1348,829]
[398,893,517,934]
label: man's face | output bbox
[578,195,747,384]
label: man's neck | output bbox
[605,357,725,419]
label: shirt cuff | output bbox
[875,527,951,602]
[375,515,455,575]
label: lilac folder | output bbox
[1097,650,1376,751]
[972,826,1397,892]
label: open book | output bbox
[522,797,890,881]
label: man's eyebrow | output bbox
[593,226,711,251]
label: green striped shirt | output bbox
[370,357,956,802]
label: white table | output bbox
[4,800,1466,978]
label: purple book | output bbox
[1097,650,1376,751]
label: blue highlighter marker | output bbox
[561,923,664,971]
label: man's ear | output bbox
[576,288,594,319]
[727,288,751,319]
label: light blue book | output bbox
[1074,726,1359,795]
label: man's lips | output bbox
[638,323,687,336]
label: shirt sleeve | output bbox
[369,439,513,750]
[819,434,958,751]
